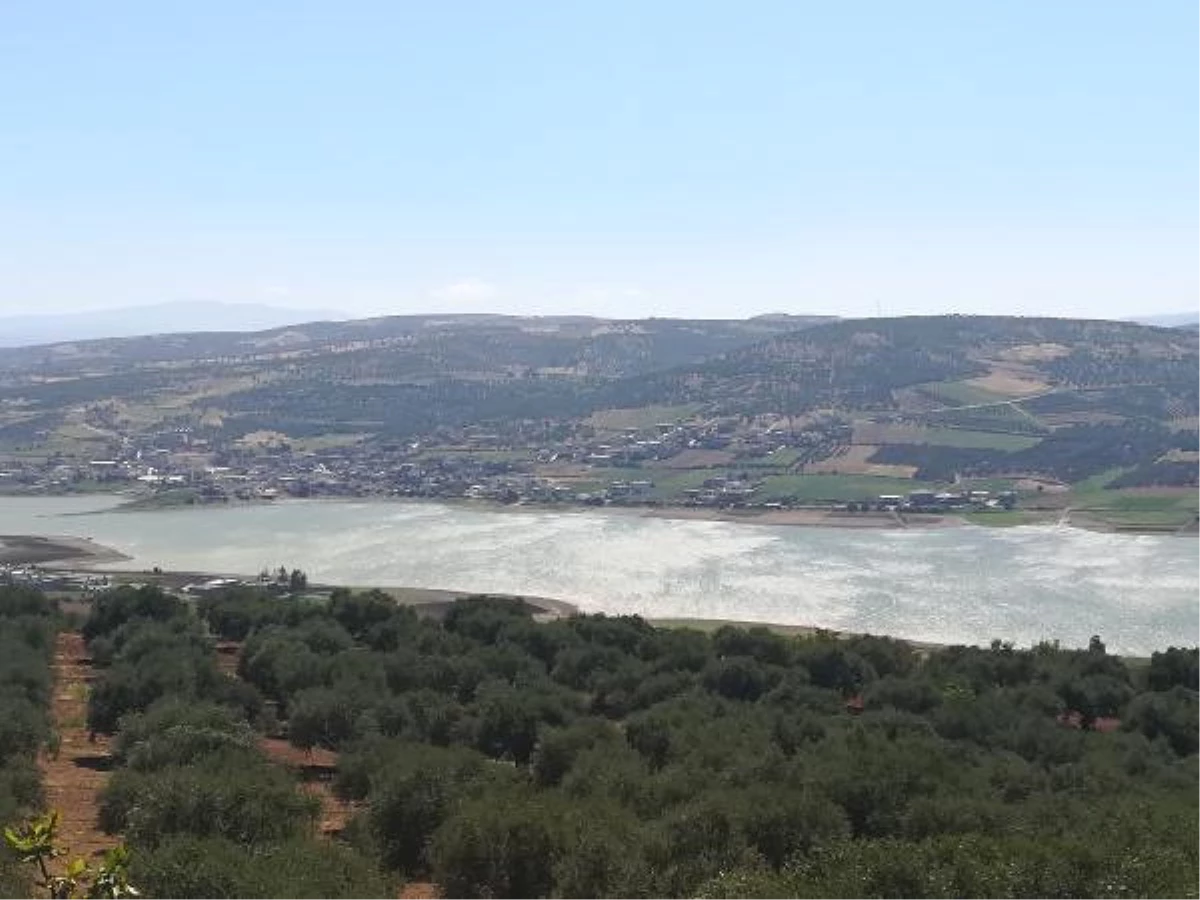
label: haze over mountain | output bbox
[1125,312,1200,329]
[0,301,347,347]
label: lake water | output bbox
[1,495,1196,655]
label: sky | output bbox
[1,1,1196,322]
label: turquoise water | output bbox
[1,495,1196,655]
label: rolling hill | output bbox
[0,312,1195,527]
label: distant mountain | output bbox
[0,312,835,371]
[1124,312,1200,329]
[0,301,347,347]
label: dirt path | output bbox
[40,632,114,862]
[216,641,357,838]
[258,737,357,837]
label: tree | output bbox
[289,569,308,593]
[430,792,558,899]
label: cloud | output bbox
[430,278,500,304]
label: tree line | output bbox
[0,588,58,896]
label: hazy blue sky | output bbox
[1,1,1196,320]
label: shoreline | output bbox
[0,533,132,567]
[638,505,959,529]
[37,486,1197,537]
[98,494,1195,535]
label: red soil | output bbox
[39,632,115,862]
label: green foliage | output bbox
[99,756,319,848]
[113,700,258,772]
[86,590,385,898]
[347,740,517,875]
[0,588,56,831]
[4,811,138,899]
[429,789,558,900]
[187,593,1200,898]
[81,586,186,643]
[131,836,389,899]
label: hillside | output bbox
[0,313,1195,530]
[0,313,823,446]
[0,301,347,347]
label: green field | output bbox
[586,404,702,431]
[855,421,1041,451]
[917,380,1007,407]
[736,447,804,468]
[917,401,1049,435]
[756,473,924,502]
[1064,482,1198,531]
[1069,468,1128,494]
[1072,491,1199,518]
[643,469,720,499]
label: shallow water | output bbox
[1,495,1196,655]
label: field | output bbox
[641,468,719,499]
[962,369,1050,397]
[915,401,1049,435]
[649,448,738,469]
[915,379,1008,407]
[805,444,917,478]
[851,422,1042,451]
[585,404,702,431]
[1060,475,1199,530]
[959,510,1047,528]
[756,473,925,501]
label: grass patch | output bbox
[1090,509,1198,530]
[737,447,804,468]
[757,474,926,502]
[1070,468,1129,495]
[918,380,1007,407]
[1083,491,1198,514]
[644,469,720,499]
[854,422,1040,451]
[289,432,374,451]
[916,402,1049,435]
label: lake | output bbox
[1,495,1196,655]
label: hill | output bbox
[0,313,1194,530]
[0,301,348,347]
[1126,312,1200,329]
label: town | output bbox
[0,411,1018,516]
